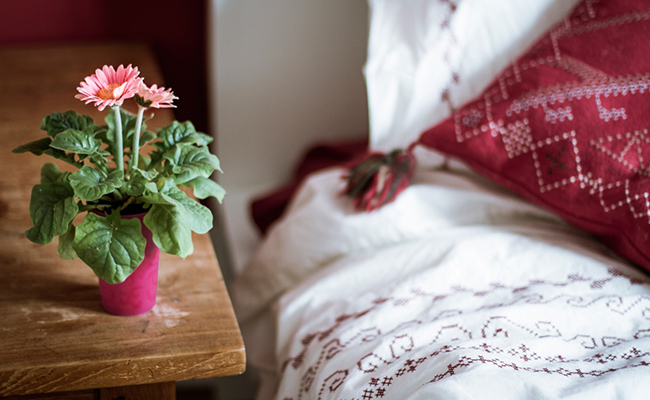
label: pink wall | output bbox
[0,0,209,133]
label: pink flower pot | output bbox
[98,213,160,316]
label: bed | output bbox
[230,0,650,398]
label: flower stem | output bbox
[130,106,145,174]
[113,106,124,172]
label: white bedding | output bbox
[232,158,650,399]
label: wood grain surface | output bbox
[0,42,245,397]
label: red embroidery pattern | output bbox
[419,0,650,270]
[439,0,460,115]
[276,268,650,399]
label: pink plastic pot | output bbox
[98,212,160,316]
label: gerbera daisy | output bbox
[130,83,178,172]
[135,82,178,108]
[75,64,141,111]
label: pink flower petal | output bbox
[135,81,178,109]
[76,65,141,110]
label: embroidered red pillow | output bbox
[418,0,650,271]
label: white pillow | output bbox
[364,0,582,152]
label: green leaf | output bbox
[57,224,77,260]
[140,186,212,232]
[138,186,215,258]
[138,191,173,206]
[125,169,150,197]
[50,127,102,155]
[41,111,97,138]
[69,166,124,201]
[13,137,83,168]
[137,167,159,180]
[139,130,156,147]
[144,181,158,193]
[73,211,146,284]
[144,203,193,258]
[88,153,110,176]
[96,128,114,156]
[163,186,213,234]
[158,121,212,148]
[157,177,178,193]
[149,121,212,166]
[163,145,221,185]
[137,154,152,170]
[186,176,226,202]
[43,148,82,168]
[12,137,53,155]
[26,183,79,245]
[40,163,62,184]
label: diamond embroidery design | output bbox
[590,129,650,177]
[498,119,533,159]
[420,0,650,269]
[531,131,583,194]
[449,9,650,198]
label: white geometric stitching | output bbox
[589,129,650,176]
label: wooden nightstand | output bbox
[0,42,245,400]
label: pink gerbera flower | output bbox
[135,82,178,108]
[75,64,141,111]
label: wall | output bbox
[209,0,371,272]
[211,0,370,188]
[0,0,209,133]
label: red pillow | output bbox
[419,0,650,271]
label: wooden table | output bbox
[0,42,246,399]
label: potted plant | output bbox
[12,64,225,315]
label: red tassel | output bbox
[342,148,415,212]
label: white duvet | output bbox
[232,157,650,399]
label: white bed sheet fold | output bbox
[232,163,650,400]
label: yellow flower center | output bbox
[97,83,122,100]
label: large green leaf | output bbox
[137,153,152,170]
[13,111,97,168]
[158,121,212,149]
[87,153,110,176]
[163,145,221,185]
[186,177,226,202]
[138,191,173,206]
[43,148,82,168]
[40,163,62,184]
[57,224,77,260]
[73,212,146,284]
[163,187,213,234]
[144,203,193,258]
[41,111,97,138]
[11,137,52,155]
[125,169,151,197]
[139,185,213,258]
[26,183,79,245]
[139,130,156,147]
[50,127,102,155]
[12,137,81,168]
[69,166,124,201]
[11,137,82,168]
[149,121,212,166]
